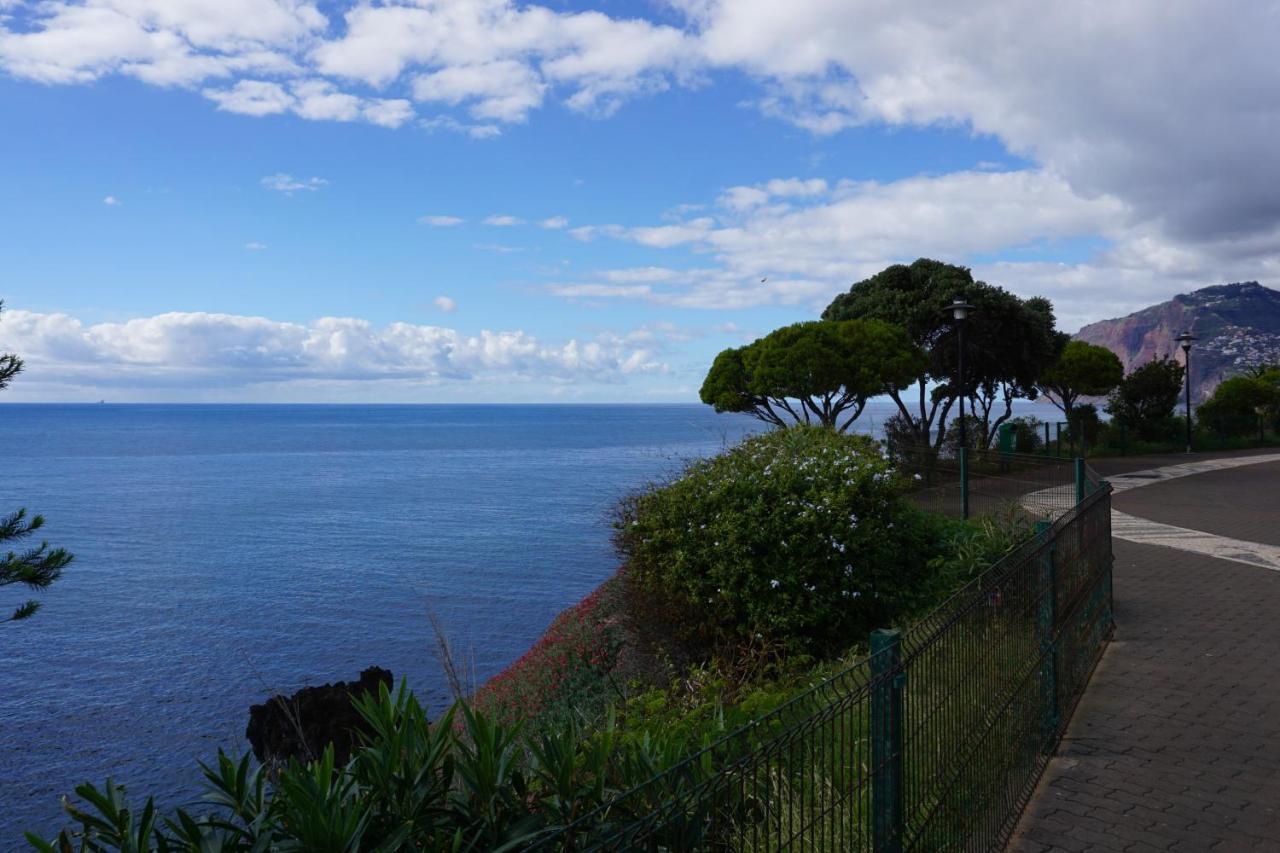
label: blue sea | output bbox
[1,404,771,842]
[0,400,1062,843]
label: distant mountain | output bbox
[1073,282,1280,403]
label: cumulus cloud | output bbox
[202,78,413,126]
[261,172,327,193]
[552,169,1139,320]
[433,296,456,312]
[0,0,691,129]
[0,308,667,395]
[677,0,1280,274]
[244,241,267,250]
[482,214,523,226]
[539,216,569,229]
[419,214,464,227]
[102,195,121,206]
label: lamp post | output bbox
[1175,331,1197,453]
[950,298,975,447]
[949,297,975,518]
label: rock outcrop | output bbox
[246,666,393,767]
[1074,282,1280,402]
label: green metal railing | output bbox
[894,444,1104,521]
[526,484,1115,852]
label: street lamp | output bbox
[949,297,975,452]
[949,297,975,518]
[1175,331,1197,453]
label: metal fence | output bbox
[526,483,1114,852]
[894,446,1105,521]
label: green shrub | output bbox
[928,504,1038,590]
[1197,375,1276,438]
[1067,403,1102,447]
[1005,416,1044,453]
[29,683,707,852]
[615,426,946,657]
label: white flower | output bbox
[770,579,780,588]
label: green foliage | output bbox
[1105,355,1184,441]
[1005,416,1044,453]
[699,318,924,431]
[1067,403,1102,448]
[928,505,1038,590]
[615,427,948,656]
[2,509,74,623]
[822,259,1060,448]
[1037,339,1123,419]
[30,682,716,852]
[1197,375,1279,437]
[3,300,73,623]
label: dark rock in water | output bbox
[246,666,393,767]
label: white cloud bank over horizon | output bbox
[0,308,668,401]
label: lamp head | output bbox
[948,297,975,322]
[1175,331,1197,352]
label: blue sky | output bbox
[2,1,1277,402]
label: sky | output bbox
[2,0,1279,402]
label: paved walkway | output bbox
[1009,451,1280,852]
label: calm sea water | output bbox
[0,400,1060,842]
[1,404,768,842]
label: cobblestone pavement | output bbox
[1008,457,1280,852]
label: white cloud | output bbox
[433,296,456,312]
[538,216,569,229]
[680,0,1280,268]
[473,243,521,254]
[0,308,667,395]
[202,77,414,127]
[361,97,413,128]
[412,60,546,123]
[102,195,121,206]
[0,0,317,85]
[482,214,523,226]
[419,214,464,227]
[1,0,692,129]
[244,241,267,250]
[419,115,502,139]
[204,79,294,116]
[553,168,1134,314]
[261,172,327,193]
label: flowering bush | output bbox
[615,426,947,657]
[472,574,631,728]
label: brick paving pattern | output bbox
[1008,458,1280,852]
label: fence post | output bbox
[1035,520,1060,743]
[959,446,970,519]
[1100,482,1115,635]
[870,628,904,853]
[1074,457,1086,505]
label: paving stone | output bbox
[1006,452,1280,851]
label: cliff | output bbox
[1073,282,1280,402]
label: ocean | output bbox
[1,403,766,841]
[0,400,1059,842]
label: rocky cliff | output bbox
[1074,282,1280,402]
